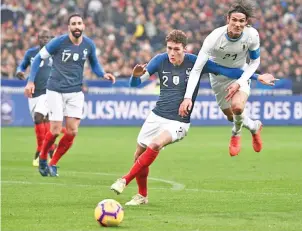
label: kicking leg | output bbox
[111,131,172,195]
[126,144,149,205]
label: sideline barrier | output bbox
[1,94,301,126]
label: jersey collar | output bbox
[225,32,243,42]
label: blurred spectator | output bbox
[1,0,301,94]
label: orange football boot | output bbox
[229,135,241,156]
[252,122,263,152]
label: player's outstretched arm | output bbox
[179,31,217,117]
[236,29,261,87]
[129,64,148,87]
[24,53,43,97]
[179,49,209,117]
[204,60,277,85]
[88,41,115,83]
[16,50,31,80]
[204,60,258,80]
[257,74,278,86]
[129,54,163,87]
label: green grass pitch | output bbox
[1,126,302,231]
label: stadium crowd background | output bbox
[1,0,301,93]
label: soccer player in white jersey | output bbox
[179,0,265,156]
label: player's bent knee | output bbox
[66,129,78,136]
[148,142,161,151]
[51,129,61,136]
[231,104,244,115]
[34,113,44,124]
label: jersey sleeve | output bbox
[28,54,43,82]
[88,41,105,78]
[16,49,31,72]
[40,36,63,59]
[236,28,261,86]
[248,28,260,60]
[184,32,218,99]
[129,54,164,87]
[146,54,165,76]
[200,30,217,55]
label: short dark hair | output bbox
[227,0,255,19]
[68,13,83,24]
[165,30,188,47]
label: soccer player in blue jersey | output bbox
[16,29,57,167]
[24,13,116,177]
[110,30,276,205]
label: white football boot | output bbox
[125,194,148,206]
[32,157,39,167]
[110,178,126,195]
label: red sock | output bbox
[40,132,58,160]
[43,122,56,151]
[136,167,149,197]
[34,123,45,152]
[44,122,50,134]
[49,133,75,166]
[123,147,159,185]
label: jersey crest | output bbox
[73,53,79,61]
[173,76,180,85]
[82,49,88,60]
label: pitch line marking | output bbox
[1,168,186,191]
[2,168,299,196]
[1,180,299,197]
[66,170,185,191]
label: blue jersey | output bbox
[17,46,52,97]
[130,53,259,123]
[29,34,105,93]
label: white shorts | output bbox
[46,90,84,121]
[137,112,190,147]
[28,94,49,120]
[209,74,251,110]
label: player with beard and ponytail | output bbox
[24,13,116,177]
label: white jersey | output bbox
[201,25,260,68]
[184,25,260,99]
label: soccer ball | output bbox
[94,199,124,227]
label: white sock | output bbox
[232,113,244,135]
[242,115,257,133]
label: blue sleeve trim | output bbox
[28,54,42,82]
[88,40,105,78]
[250,73,258,80]
[146,53,166,75]
[249,48,260,60]
[129,75,142,87]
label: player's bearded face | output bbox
[227,12,247,38]
[69,17,84,39]
[71,28,83,38]
[166,42,185,65]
